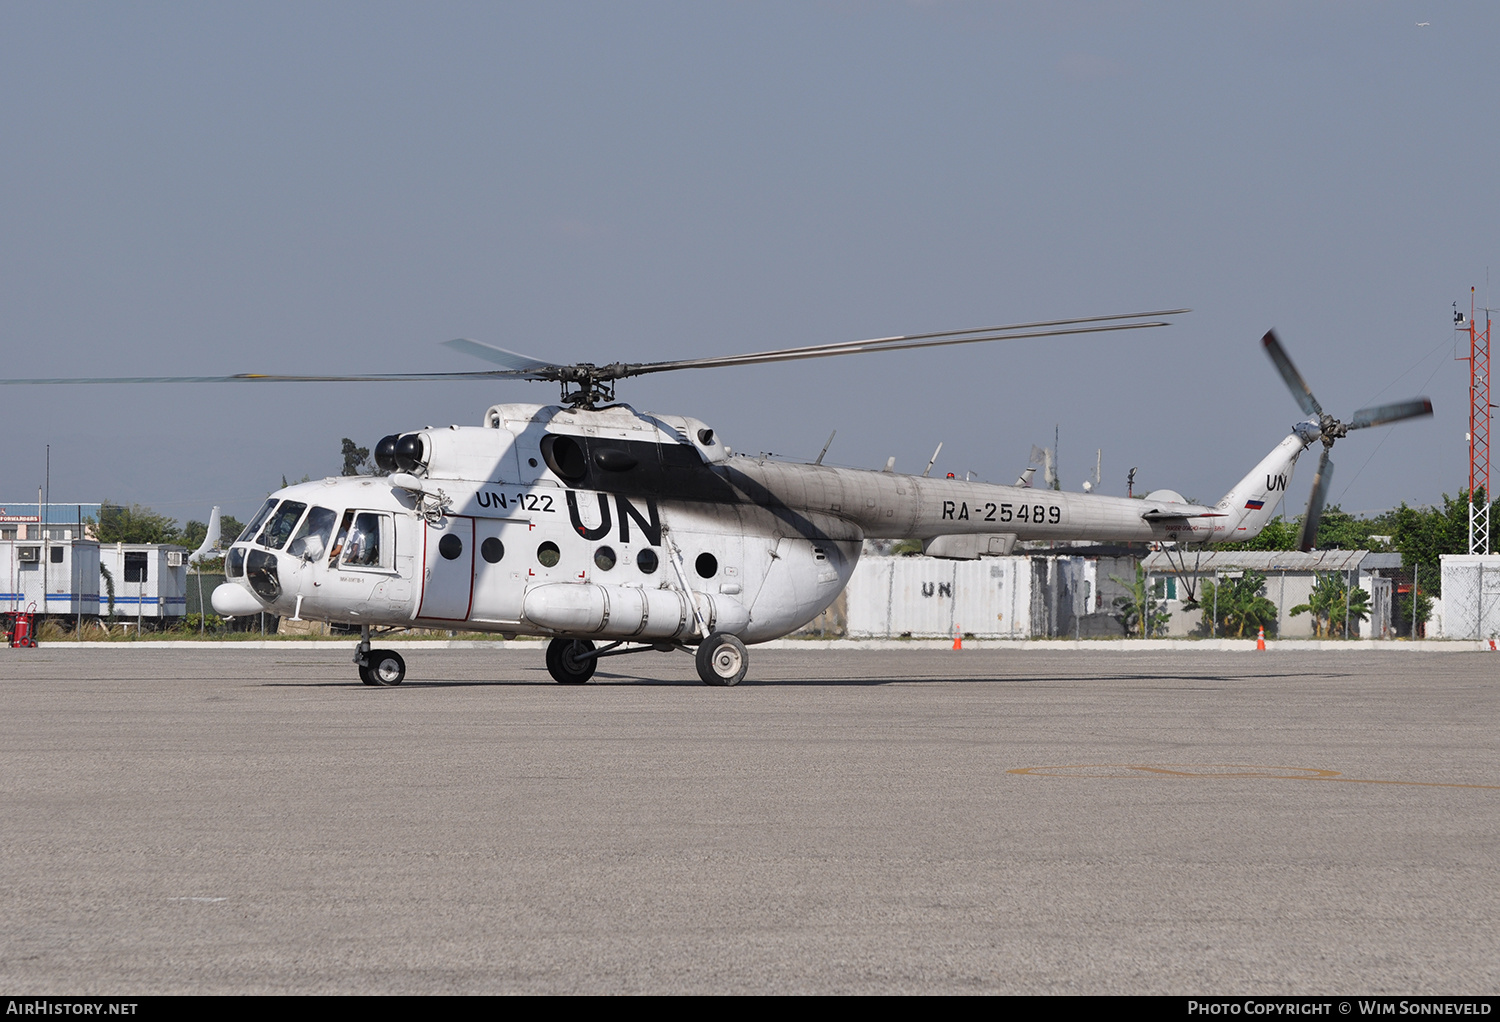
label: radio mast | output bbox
[1460,287,1492,554]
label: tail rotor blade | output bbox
[1348,397,1434,430]
[1262,331,1323,418]
[1296,449,1334,552]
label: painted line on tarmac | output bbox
[1008,763,1500,790]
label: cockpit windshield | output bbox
[238,499,278,544]
[257,501,308,550]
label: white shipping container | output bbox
[97,544,190,620]
[845,555,1032,638]
[1,538,101,616]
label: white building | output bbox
[1437,555,1500,640]
[1138,549,1396,638]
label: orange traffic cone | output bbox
[1256,626,1266,651]
[953,625,962,650]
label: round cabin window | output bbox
[537,541,561,568]
[695,552,718,578]
[481,537,504,563]
[594,546,616,571]
[439,534,463,560]
[636,549,659,574]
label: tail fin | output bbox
[189,506,222,564]
[1211,434,1307,543]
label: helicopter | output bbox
[1,314,1430,686]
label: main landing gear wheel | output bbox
[696,632,748,687]
[546,638,597,684]
[362,649,406,686]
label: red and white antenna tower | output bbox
[1460,287,1492,554]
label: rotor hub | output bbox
[1319,413,1349,449]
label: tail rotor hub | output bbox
[1319,413,1348,449]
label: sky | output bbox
[2,1,1496,529]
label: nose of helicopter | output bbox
[212,580,267,617]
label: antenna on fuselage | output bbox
[814,430,836,466]
[922,442,943,477]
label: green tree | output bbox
[220,515,244,544]
[98,563,116,620]
[179,514,244,553]
[181,519,208,549]
[1217,505,1396,553]
[1290,572,1370,638]
[1217,516,1298,552]
[1199,571,1279,638]
[1390,490,1499,597]
[1110,565,1170,638]
[341,438,371,476]
[1315,505,1385,550]
[1394,587,1434,638]
[90,502,182,544]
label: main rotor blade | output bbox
[1347,397,1434,429]
[0,308,1189,389]
[442,338,556,374]
[1296,448,1334,552]
[620,316,1183,378]
[0,370,536,385]
[761,308,1192,354]
[444,308,1190,380]
[1262,331,1323,418]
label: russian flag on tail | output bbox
[1244,499,1265,510]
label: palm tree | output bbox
[1110,565,1171,638]
[1290,572,1370,638]
[1200,571,1279,638]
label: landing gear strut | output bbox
[355,626,406,686]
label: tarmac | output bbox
[1,642,1496,994]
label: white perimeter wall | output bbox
[1438,555,1500,639]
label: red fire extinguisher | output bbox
[9,603,38,648]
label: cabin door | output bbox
[418,515,475,621]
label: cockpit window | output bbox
[257,501,307,550]
[238,499,278,544]
[327,509,355,566]
[342,512,385,568]
[287,506,338,560]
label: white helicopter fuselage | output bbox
[212,402,1314,647]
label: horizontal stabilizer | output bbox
[1140,510,1226,521]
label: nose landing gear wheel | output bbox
[363,649,406,686]
[546,638,597,684]
[696,632,748,686]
